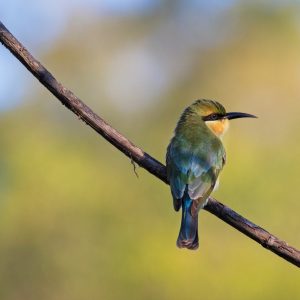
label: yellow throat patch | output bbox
[205,119,229,137]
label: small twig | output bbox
[130,154,139,178]
[0,20,299,268]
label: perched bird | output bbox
[166,99,256,250]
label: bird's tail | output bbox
[177,193,199,250]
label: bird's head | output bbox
[191,99,257,137]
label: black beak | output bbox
[225,112,257,120]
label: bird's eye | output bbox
[210,114,218,120]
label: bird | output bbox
[166,99,256,250]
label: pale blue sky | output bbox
[0,0,236,111]
[0,0,164,111]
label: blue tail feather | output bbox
[177,193,199,250]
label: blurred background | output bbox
[0,0,300,299]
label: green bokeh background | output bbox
[1,2,300,299]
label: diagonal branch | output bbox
[0,21,299,268]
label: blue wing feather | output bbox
[166,135,225,211]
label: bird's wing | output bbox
[166,141,188,210]
[187,144,225,214]
[167,137,225,212]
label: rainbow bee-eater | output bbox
[166,99,256,250]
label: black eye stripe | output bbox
[202,113,223,121]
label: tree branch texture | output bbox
[1,21,299,268]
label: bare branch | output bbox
[0,21,299,268]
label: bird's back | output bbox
[166,113,225,211]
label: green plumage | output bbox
[166,100,226,249]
